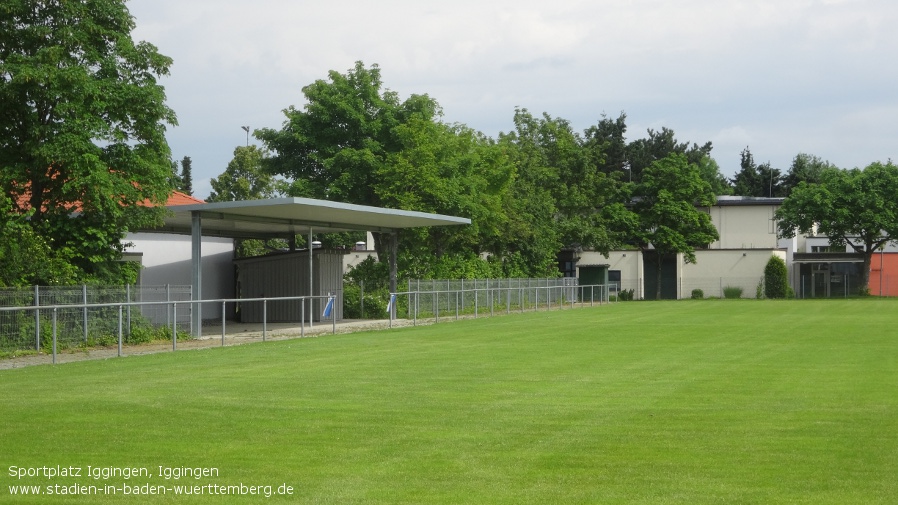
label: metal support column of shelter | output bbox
[309,228,314,328]
[191,211,203,337]
[389,230,398,318]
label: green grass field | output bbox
[2,299,897,504]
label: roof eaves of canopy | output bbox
[144,197,471,237]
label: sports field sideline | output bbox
[1,299,896,504]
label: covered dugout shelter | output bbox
[145,197,470,335]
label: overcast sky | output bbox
[129,0,897,200]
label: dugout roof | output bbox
[147,197,471,239]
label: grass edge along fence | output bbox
[388,281,610,328]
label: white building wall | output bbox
[577,250,644,299]
[125,233,235,318]
[680,249,785,299]
[709,203,780,249]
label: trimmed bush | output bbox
[723,286,743,299]
[764,256,790,299]
[691,289,704,299]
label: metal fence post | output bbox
[172,302,177,351]
[118,304,123,357]
[126,284,132,335]
[263,299,268,341]
[34,285,40,351]
[52,307,57,365]
[82,284,88,342]
[166,284,171,329]
[221,301,227,346]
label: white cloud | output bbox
[129,0,898,199]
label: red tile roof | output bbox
[162,191,205,206]
[12,190,204,212]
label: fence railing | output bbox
[388,283,610,327]
[0,293,342,361]
[0,285,192,352]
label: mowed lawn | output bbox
[1,299,897,504]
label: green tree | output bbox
[763,255,790,299]
[209,146,279,202]
[497,109,565,277]
[583,112,629,177]
[0,0,176,283]
[695,155,733,196]
[0,197,78,286]
[626,127,689,183]
[257,62,441,260]
[731,147,784,197]
[377,118,514,276]
[776,161,898,294]
[180,156,193,195]
[782,153,836,195]
[621,153,720,300]
[208,145,285,257]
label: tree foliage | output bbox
[0,0,176,283]
[179,156,193,195]
[208,145,286,257]
[258,62,521,277]
[621,153,720,299]
[782,153,836,196]
[776,161,898,294]
[731,147,784,197]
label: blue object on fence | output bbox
[322,297,335,318]
[386,294,396,314]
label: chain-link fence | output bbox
[402,278,579,318]
[389,278,609,325]
[0,285,191,352]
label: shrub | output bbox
[343,283,389,319]
[618,289,635,301]
[764,256,790,299]
[691,289,704,299]
[723,286,743,299]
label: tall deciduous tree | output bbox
[0,0,176,282]
[622,153,719,299]
[782,153,836,195]
[776,161,898,294]
[209,146,278,202]
[256,62,439,258]
[583,112,629,177]
[208,145,285,257]
[377,118,514,275]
